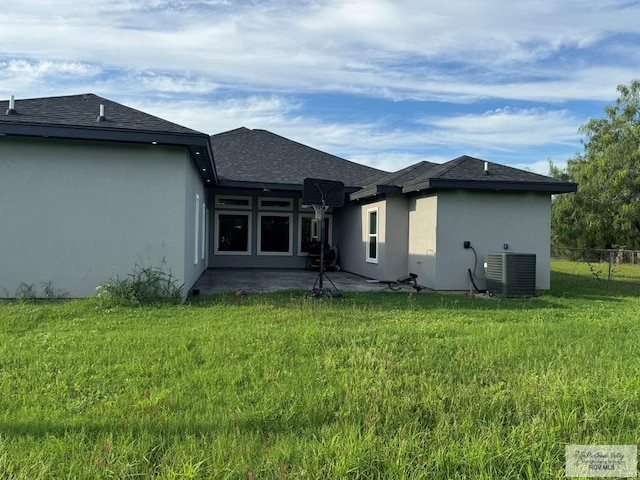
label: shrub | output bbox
[97,260,183,306]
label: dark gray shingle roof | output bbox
[210,128,387,190]
[352,155,577,199]
[0,93,202,135]
[402,155,577,193]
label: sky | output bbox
[1,0,639,174]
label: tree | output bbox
[551,79,640,250]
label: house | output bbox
[209,128,577,291]
[0,94,214,297]
[0,94,577,297]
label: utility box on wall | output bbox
[486,253,536,297]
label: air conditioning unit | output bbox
[485,253,536,297]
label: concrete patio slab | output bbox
[192,268,397,294]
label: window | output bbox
[366,208,378,263]
[201,203,206,260]
[215,195,251,209]
[215,211,251,255]
[258,213,293,255]
[194,194,200,265]
[259,197,293,211]
[298,214,332,255]
[299,199,332,213]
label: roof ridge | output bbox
[371,160,432,186]
[212,127,252,137]
[429,155,470,178]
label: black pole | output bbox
[318,201,325,290]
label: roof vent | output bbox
[483,161,490,174]
[6,95,17,115]
[96,104,106,122]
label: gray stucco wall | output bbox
[183,152,207,292]
[0,136,202,297]
[407,194,438,287]
[381,194,409,280]
[345,189,552,291]
[334,201,363,275]
[336,196,408,281]
[432,190,552,290]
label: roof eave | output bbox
[216,179,364,196]
[216,180,304,192]
[350,185,402,201]
[402,179,578,194]
[0,122,218,185]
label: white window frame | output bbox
[194,194,200,265]
[299,199,332,213]
[366,207,378,264]
[201,202,206,261]
[215,210,252,255]
[258,197,293,211]
[215,195,252,210]
[257,212,293,256]
[297,213,333,256]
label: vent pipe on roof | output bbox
[97,104,106,122]
[6,95,17,115]
[483,161,490,174]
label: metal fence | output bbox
[551,247,640,292]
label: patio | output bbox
[192,268,401,294]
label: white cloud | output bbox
[127,95,303,133]
[1,59,99,76]
[0,0,633,173]
[1,0,638,102]
[136,73,219,94]
[421,108,581,148]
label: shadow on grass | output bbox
[187,290,569,311]
[0,412,343,440]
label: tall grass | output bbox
[0,262,639,478]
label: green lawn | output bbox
[1,261,639,479]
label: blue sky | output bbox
[1,0,639,174]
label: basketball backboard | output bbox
[302,178,345,207]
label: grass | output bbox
[0,261,639,479]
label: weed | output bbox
[97,259,183,306]
[41,281,67,300]
[15,282,37,302]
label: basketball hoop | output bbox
[312,204,327,221]
[302,178,345,298]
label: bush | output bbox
[97,261,183,306]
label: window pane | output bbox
[218,197,250,207]
[368,236,377,259]
[261,215,290,252]
[369,211,377,234]
[261,199,291,209]
[218,214,249,252]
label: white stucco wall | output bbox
[0,136,205,298]
[431,190,552,290]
